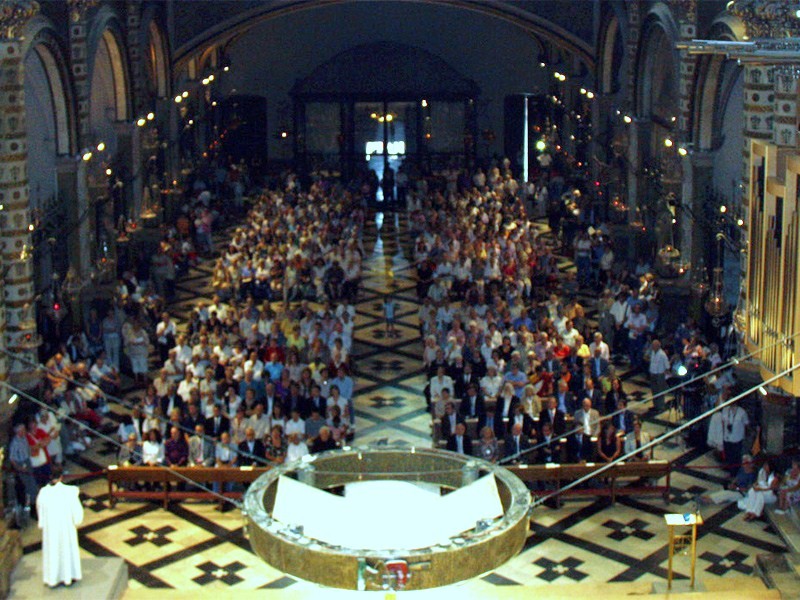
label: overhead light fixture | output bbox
[223,66,230,72]
[208,74,215,81]
[623,115,632,124]
[147,112,155,121]
[580,88,587,95]
[421,99,428,108]
[676,365,688,377]
[105,168,112,176]
[182,91,188,98]
[82,151,92,161]
[96,142,105,152]
[174,95,182,103]
[678,147,688,156]
[737,218,744,226]
[586,91,594,99]
[720,205,727,213]
[202,78,209,85]
[535,139,546,152]
[759,386,768,396]
[664,138,673,148]
[8,393,18,405]
[136,118,146,127]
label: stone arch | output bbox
[20,18,75,156]
[692,16,745,151]
[87,9,131,134]
[143,15,170,99]
[635,4,680,121]
[597,9,624,95]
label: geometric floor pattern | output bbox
[18,209,785,591]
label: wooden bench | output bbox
[507,460,671,505]
[106,465,270,508]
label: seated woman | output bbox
[624,418,652,462]
[142,429,164,466]
[596,422,622,463]
[265,424,287,466]
[776,458,800,515]
[478,426,500,463]
[739,458,780,521]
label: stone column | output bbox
[0,38,39,388]
[681,150,713,270]
[126,1,145,116]
[627,118,652,220]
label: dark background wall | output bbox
[220,1,577,159]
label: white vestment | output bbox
[37,481,84,586]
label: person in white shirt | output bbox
[177,371,197,403]
[721,392,749,476]
[648,339,670,411]
[155,312,177,363]
[589,332,610,361]
[480,365,503,400]
[429,363,455,396]
[286,433,309,463]
[624,304,648,370]
[284,409,306,438]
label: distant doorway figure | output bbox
[36,467,84,588]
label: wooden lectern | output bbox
[664,513,703,589]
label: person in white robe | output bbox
[36,468,84,587]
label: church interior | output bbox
[2,0,800,597]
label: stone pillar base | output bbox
[0,528,22,599]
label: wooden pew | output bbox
[507,460,671,505]
[106,465,270,508]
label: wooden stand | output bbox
[664,513,703,589]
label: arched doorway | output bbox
[23,35,74,299]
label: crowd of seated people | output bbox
[10,173,367,511]
[109,185,362,475]
[413,164,671,466]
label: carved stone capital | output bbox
[730,1,800,38]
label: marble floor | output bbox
[14,209,785,594]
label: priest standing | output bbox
[36,466,84,588]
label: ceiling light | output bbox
[623,115,632,124]
[8,393,18,405]
[147,112,155,121]
[96,142,105,152]
[174,95,182,103]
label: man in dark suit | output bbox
[567,425,595,463]
[538,422,561,464]
[554,380,576,416]
[440,401,463,440]
[611,399,635,436]
[454,363,477,401]
[205,404,230,440]
[541,349,562,378]
[160,383,184,419]
[446,422,473,456]
[503,422,532,464]
[237,427,266,466]
[509,403,536,438]
[539,396,567,436]
[181,402,205,434]
[576,379,604,414]
[458,383,486,430]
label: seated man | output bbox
[537,422,561,464]
[440,400,463,440]
[446,422,473,456]
[538,396,566,436]
[311,426,338,454]
[503,422,531,465]
[188,424,215,467]
[566,425,595,463]
[237,427,266,467]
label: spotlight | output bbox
[223,66,230,72]
[664,138,673,148]
[623,115,632,124]
[539,62,545,68]
[28,223,34,231]
[535,140,546,152]
[208,74,215,82]
[105,168,112,176]
[281,131,288,139]
[385,114,393,122]
[759,386,768,396]
[8,393,18,405]
[580,88,587,95]
[720,205,727,213]
[202,78,209,85]
[147,112,155,121]
[96,142,106,152]
[678,147,688,156]
[737,218,744,226]
[421,99,428,107]
[136,118,146,127]
[211,101,217,107]
[182,91,188,98]
[586,91,594,99]
[174,95,182,103]
[676,365,688,377]
[82,151,92,161]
